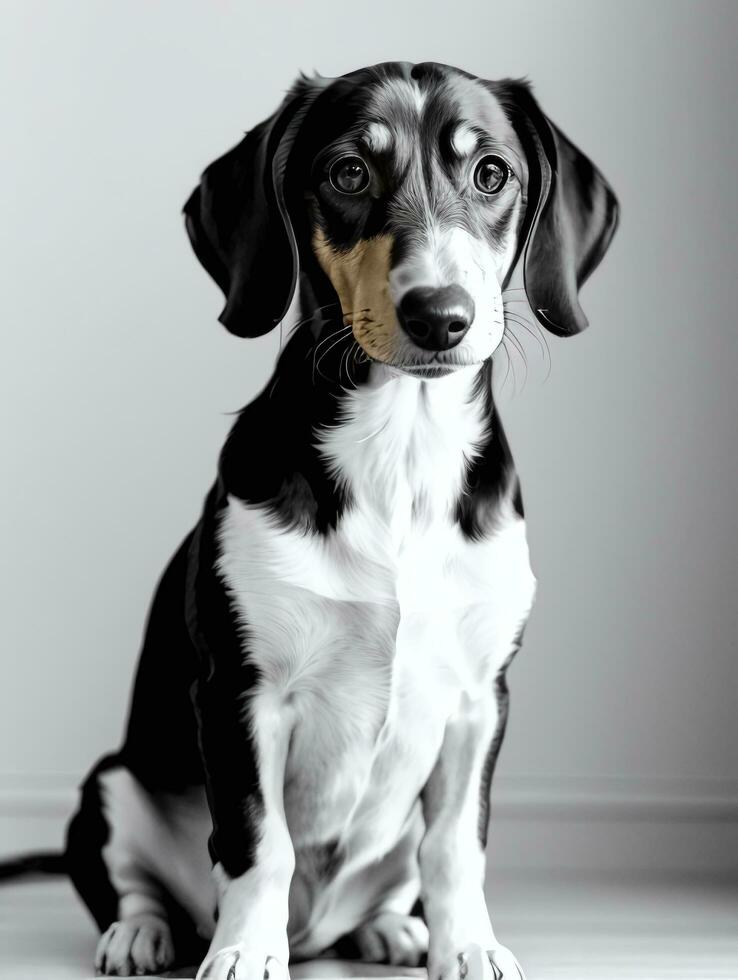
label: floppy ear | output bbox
[502,81,619,336]
[183,83,318,338]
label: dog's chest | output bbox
[217,372,534,852]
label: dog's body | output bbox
[63,62,617,980]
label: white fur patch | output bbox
[451,123,478,158]
[365,121,392,154]
[316,365,488,526]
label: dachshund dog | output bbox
[60,61,618,980]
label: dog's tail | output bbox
[0,850,68,881]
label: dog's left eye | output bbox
[473,155,509,195]
[329,156,370,195]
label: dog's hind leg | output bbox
[67,759,177,976]
[65,758,120,935]
[95,914,174,978]
[67,758,214,976]
[65,532,214,975]
[349,912,429,967]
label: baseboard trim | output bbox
[1,771,736,822]
[2,771,737,877]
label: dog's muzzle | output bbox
[398,285,475,352]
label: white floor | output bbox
[1,871,737,980]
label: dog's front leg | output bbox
[195,674,294,980]
[420,688,524,980]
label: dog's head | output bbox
[184,62,618,377]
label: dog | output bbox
[56,61,617,980]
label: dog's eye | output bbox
[473,155,509,195]
[329,156,370,195]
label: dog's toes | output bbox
[131,918,175,974]
[264,956,289,980]
[457,944,495,980]
[196,945,289,980]
[95,916,175,976]
[486,944,525,980]
[352,911,429,967]
[450,942,524,980]
[484,944,525,980]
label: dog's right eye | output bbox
[329,156,370,195]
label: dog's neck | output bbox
[316,362,488,531]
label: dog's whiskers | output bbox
[494,340,513,394]
[314,326,354,385]
[314,323,352,355]
[311,323,349,384]
[503,325,529,389]
[345,341,363,391]
[339,342,352,390]
[503,307,552,380]
[499,336,519,394]
[497,296,553,384]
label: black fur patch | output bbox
[454,361,521,540]
[185,481,266,876]
[121,532,203,792]
[219,314,355,535]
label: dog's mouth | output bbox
[385,353,482,379]
[393,363,459,378]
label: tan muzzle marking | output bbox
[311,230,401,363]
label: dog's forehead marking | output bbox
[450,123,478,158]
[365,121,393,154]
[443,74,519,150]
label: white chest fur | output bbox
[216,366,536,862]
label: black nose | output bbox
[399,285,475,351]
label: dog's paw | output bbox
[432,942,525,980]
[195,945,289,980]
[95,915,175,976]
[351,911,429,967]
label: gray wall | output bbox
[2,1,737,815]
